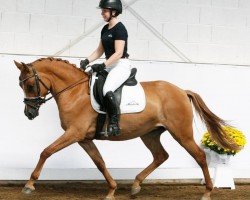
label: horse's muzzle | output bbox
[24,107,39,120]
[23,97,44,120]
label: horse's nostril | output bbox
[24,109,36,120]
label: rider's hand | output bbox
[80,59,89,71]
[84,66,93,75]
[91,63,106,73]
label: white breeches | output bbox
[103,59,132,96]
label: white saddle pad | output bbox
[90,73,146,114]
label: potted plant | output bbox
[200,126,247,189]
[201,126,246,160]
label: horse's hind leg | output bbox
[131,127,168,196]
[169,125,213,200]
[78,140,117,200]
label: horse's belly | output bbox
[96,120,162,141]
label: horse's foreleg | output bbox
[22,128,79,194]
[78,140,117,200]
[131,128,168,196]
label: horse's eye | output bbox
[27,85,34,92]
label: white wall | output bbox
[1,0,250,65]
[0,0,250,180]
[0,54,249,180]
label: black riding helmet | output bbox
[98,0,123,15]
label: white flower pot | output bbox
[202,148,235,189]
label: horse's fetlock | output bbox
[31,173,39,180]
[135,175,143,183]
[110,181,117,190]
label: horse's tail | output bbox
[186,90,240,151]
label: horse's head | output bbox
[14,60,51,120]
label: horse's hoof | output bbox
[131,186,141,196]
[22,186,35,195]
[103,196,115,200]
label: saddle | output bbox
[92,68,137,112]
[89,68,146,137]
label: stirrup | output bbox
[108,123,120,136]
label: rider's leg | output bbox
[103,59,131,135]
[104,91,120,135]
[103,59,132,95]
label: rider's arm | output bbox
[87,41,104,62]
[104,40,125,67]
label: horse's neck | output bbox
[46,62,87,95]
[37,61,89,106]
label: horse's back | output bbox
[141,80,193,121]
[141,80,189,102]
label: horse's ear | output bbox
[14,60,23,70]
[14,60,30,72]
[21,62,29,70]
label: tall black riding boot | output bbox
[104,91,120,136]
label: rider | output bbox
[80,0,131,136]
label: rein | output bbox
[42,76,89,102]
[19,65,89,109]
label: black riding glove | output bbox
[80,59,89,71]
[91,63,106,73]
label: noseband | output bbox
[19,66,89,110]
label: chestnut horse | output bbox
[15,57,239,200]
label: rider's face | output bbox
[101,9,111,22]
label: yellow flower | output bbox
[201,126,247,155]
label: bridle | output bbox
[19,65,89,110]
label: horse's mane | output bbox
[31,57,81,71]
